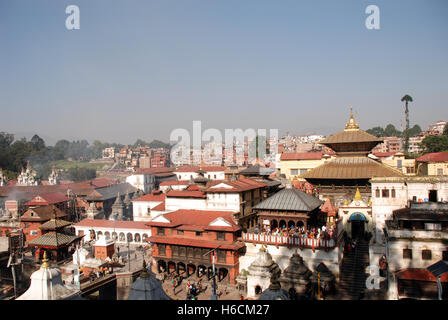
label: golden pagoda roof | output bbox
[300,157,404,180]
[319,107,383,146]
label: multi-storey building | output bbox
[385,202,448,299]
[148,209,244,284]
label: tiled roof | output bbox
[166,190,207,198]
[74,219,151,230]
[205,178,266,193]
[159,180,189,186]
[20,205,67,222]
[25,192,70,206]
[416,152,448,163]
[133,192,166,202]
[39,219,72,230]
[151,202,166,211]
[280,152,325,161]
[148,209,239,231]
[301,157,404,180]
[85,183,137,201]
[254,188,322,212]
[28,231,81,248]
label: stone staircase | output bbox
[338,239,370,300]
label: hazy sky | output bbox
[1,0,447,145]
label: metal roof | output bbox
[427,260,448,278]
[254,188,323,212]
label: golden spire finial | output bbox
[345,106,359,130]
[354,188,362,201]
[344,199,349,206]
[41,251,50,268]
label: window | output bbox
[429,190,438,202]
[422,249,432,260]
[157,228,165,236]
[403,249,412,259]
[391,188,396,198]
[299,169,308,175]
[172,246,178,256]
[438,168,444,176]
[178,246,186,257]
[196,231,203,237]
[397,160,402,170]
[375,188,380,198]
[177,230,184,235]
[158,244,166,256]
[217,231,226,241]
[187,247,194,258]
[290,169,298,176]
[217,250,226,263]
[443,251,448,262]
[382,189,389,198]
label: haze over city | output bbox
[1,0,447,145]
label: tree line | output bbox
[0,132,170,180]
[366,124,422,138]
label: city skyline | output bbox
[1,0,447,145]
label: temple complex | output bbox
[301,108,403,207]
[17,162,39,186]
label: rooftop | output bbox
[254,188,322,212]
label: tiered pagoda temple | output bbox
[301,107,403,206]
[28,209,83,262]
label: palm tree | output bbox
[401,94,413,152]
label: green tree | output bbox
[420,135,448,154]
[408,124,422,137]
[384,124,401,137]
[366,126,385,137]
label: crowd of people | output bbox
[254,224,336,241]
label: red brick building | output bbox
[148,209,245,285]
[20,205,67,245]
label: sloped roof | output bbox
[85,183,137,201]
[28,231,81,248]
[21,205,67,222]
[301,157,404,180]
[159,180,189,186]
[205,178,267,193]
[25,192,70,206]
[148,209,239,232]
[254,188,323,212]
[320,129,383,145]
[39,219,72,230]
[416,152,448,163]
[133,192,166,202]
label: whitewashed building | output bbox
[74,219,152,244]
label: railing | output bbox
[242,233,336,250]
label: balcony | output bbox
[242,232,336,250]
